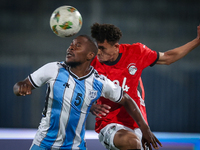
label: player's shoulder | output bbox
[43,61,60,66]
[120,43,146,52]
[120,42,144,47]
[40,61,65,71]
[119,43,146,57]
[93,69,106,82]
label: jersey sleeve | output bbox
[101,76,123,103]
[28,62,56,88]
[139,43,159,68]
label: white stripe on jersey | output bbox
[72,74,95,149]
[52,75,74,147]
[29,62,122,150]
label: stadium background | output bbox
[0,0,200,135]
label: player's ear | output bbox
[87,52,95,61]
[114,43,120,49]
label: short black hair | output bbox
[79,35,98,56]
[91,23,122,45]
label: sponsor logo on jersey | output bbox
[88,90,97,100]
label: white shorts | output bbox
[98,123,145,150]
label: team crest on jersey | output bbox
[88,90,97,100]
[127,63,137,75]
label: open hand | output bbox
[141,126,162,150]
[90,103,111,118]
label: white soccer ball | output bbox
[50,6,82,37]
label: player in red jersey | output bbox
[90,23,200,150]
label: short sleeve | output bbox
[101,76,123,103]
[139,43,159,68]
[28,62,57,88]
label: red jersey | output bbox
[91,43,159,133]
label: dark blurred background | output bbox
[0,0,200,133]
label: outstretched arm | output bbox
[119,92,162,150]
[157,25,200,65]
[13,78,35,96]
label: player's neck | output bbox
[112,51,119,61]
[69,64,92,78]
[104,51,122,66]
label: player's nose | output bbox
[97,49,102,55]
[68,43,75,51]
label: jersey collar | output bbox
[61,61,94,80]
[68,66,94,80]
[104,53,122,66]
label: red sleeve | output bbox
[138,43,159,68]
[120,43,158,69]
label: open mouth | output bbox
[66,52,74,57]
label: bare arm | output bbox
[118,92,162,149]
[118,92,147,128]
[157,25,200,65]
[13,78,35,96]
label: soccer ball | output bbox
[50,6,82,37]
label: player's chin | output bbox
[65,59,73,65]
[97,57,105,63]
[97,56,110,63]
[98,59,109,64]
[65,60,81,68]
[65,56,73,62]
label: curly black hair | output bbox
[91,23,122,45]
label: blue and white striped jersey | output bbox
[28,62,123,150]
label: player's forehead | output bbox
[97,40,112,48]
[73,36,88,45]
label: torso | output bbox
[29,62,122,149]
[91,43,158,133]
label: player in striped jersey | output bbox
[90,23,200,150]
[13,35,161,150]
